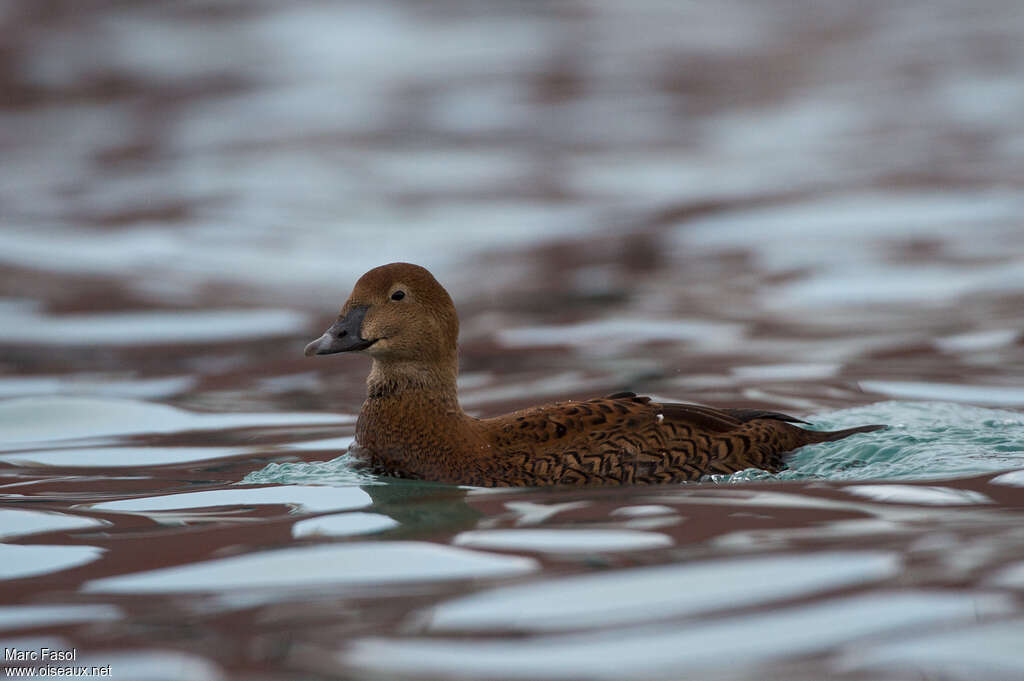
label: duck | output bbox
[304,263,884,487]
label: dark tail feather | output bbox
[724,408,810,425]
[809,423,887,443]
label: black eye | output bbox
[391,290,406,301]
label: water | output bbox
[3,397,1024,680]
[3,0,1024,679]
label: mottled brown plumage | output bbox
[304,263,884,487]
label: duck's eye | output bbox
[390,290,406,301]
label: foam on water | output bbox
[722,401,1024,483]
[243,457,375,487]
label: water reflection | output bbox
[82,542,538,593]
[453,528,673,553]
[89,485,371,515]
[837,618,1024,681]
[0,509,105,539]
[291,511,399,538]
[347,592,1014,681]
[0,545,105,581]
[2,0,1024,679]
[0,605,121,632]
[426,551,899,632]
[0,396,350,446]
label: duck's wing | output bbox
[479,394,758,485]
[478,393,883,486]
[603,392,812,429]
[718,408,809,424]
[481,393,801,458]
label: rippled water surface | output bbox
[2,1,1024,680]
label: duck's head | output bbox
[304,263,459,366]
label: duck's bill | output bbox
[303,332,375,355]
[303,306,375,356]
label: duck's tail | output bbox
[803,423,888,444]
[710,419,887,475]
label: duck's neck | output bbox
[365,356,460,405]
[357,357,479,479]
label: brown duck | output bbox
[304,263,883,487]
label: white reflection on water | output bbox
[82,542,537,593]
[772,261,1024,308]
[0,605,121,632]
[836,618,1024,681]
[503,501,590,526]
[0,545,104,581]
[988,561,1024,589]
[453,529,673,553]
[934,328,1021,353]
[730,363,841,381]
[0,300,308,346]
[673,191,1024,271]
[713,519,911,550]
[348,591,1013,681]
[991,469,1024,487]
[844,484,993,505]
[0,509,105,539]
[291,512,399,538]
[859,381,1024,406]
[90,485,371,515]
[0,375,195,400]
[497,318,746,353]
[426,551,899,632]
[0,446,247,468]
[0,203,599,300]
[608,505,675,517]
[0,396,350,446]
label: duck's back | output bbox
[476,393,882,486]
